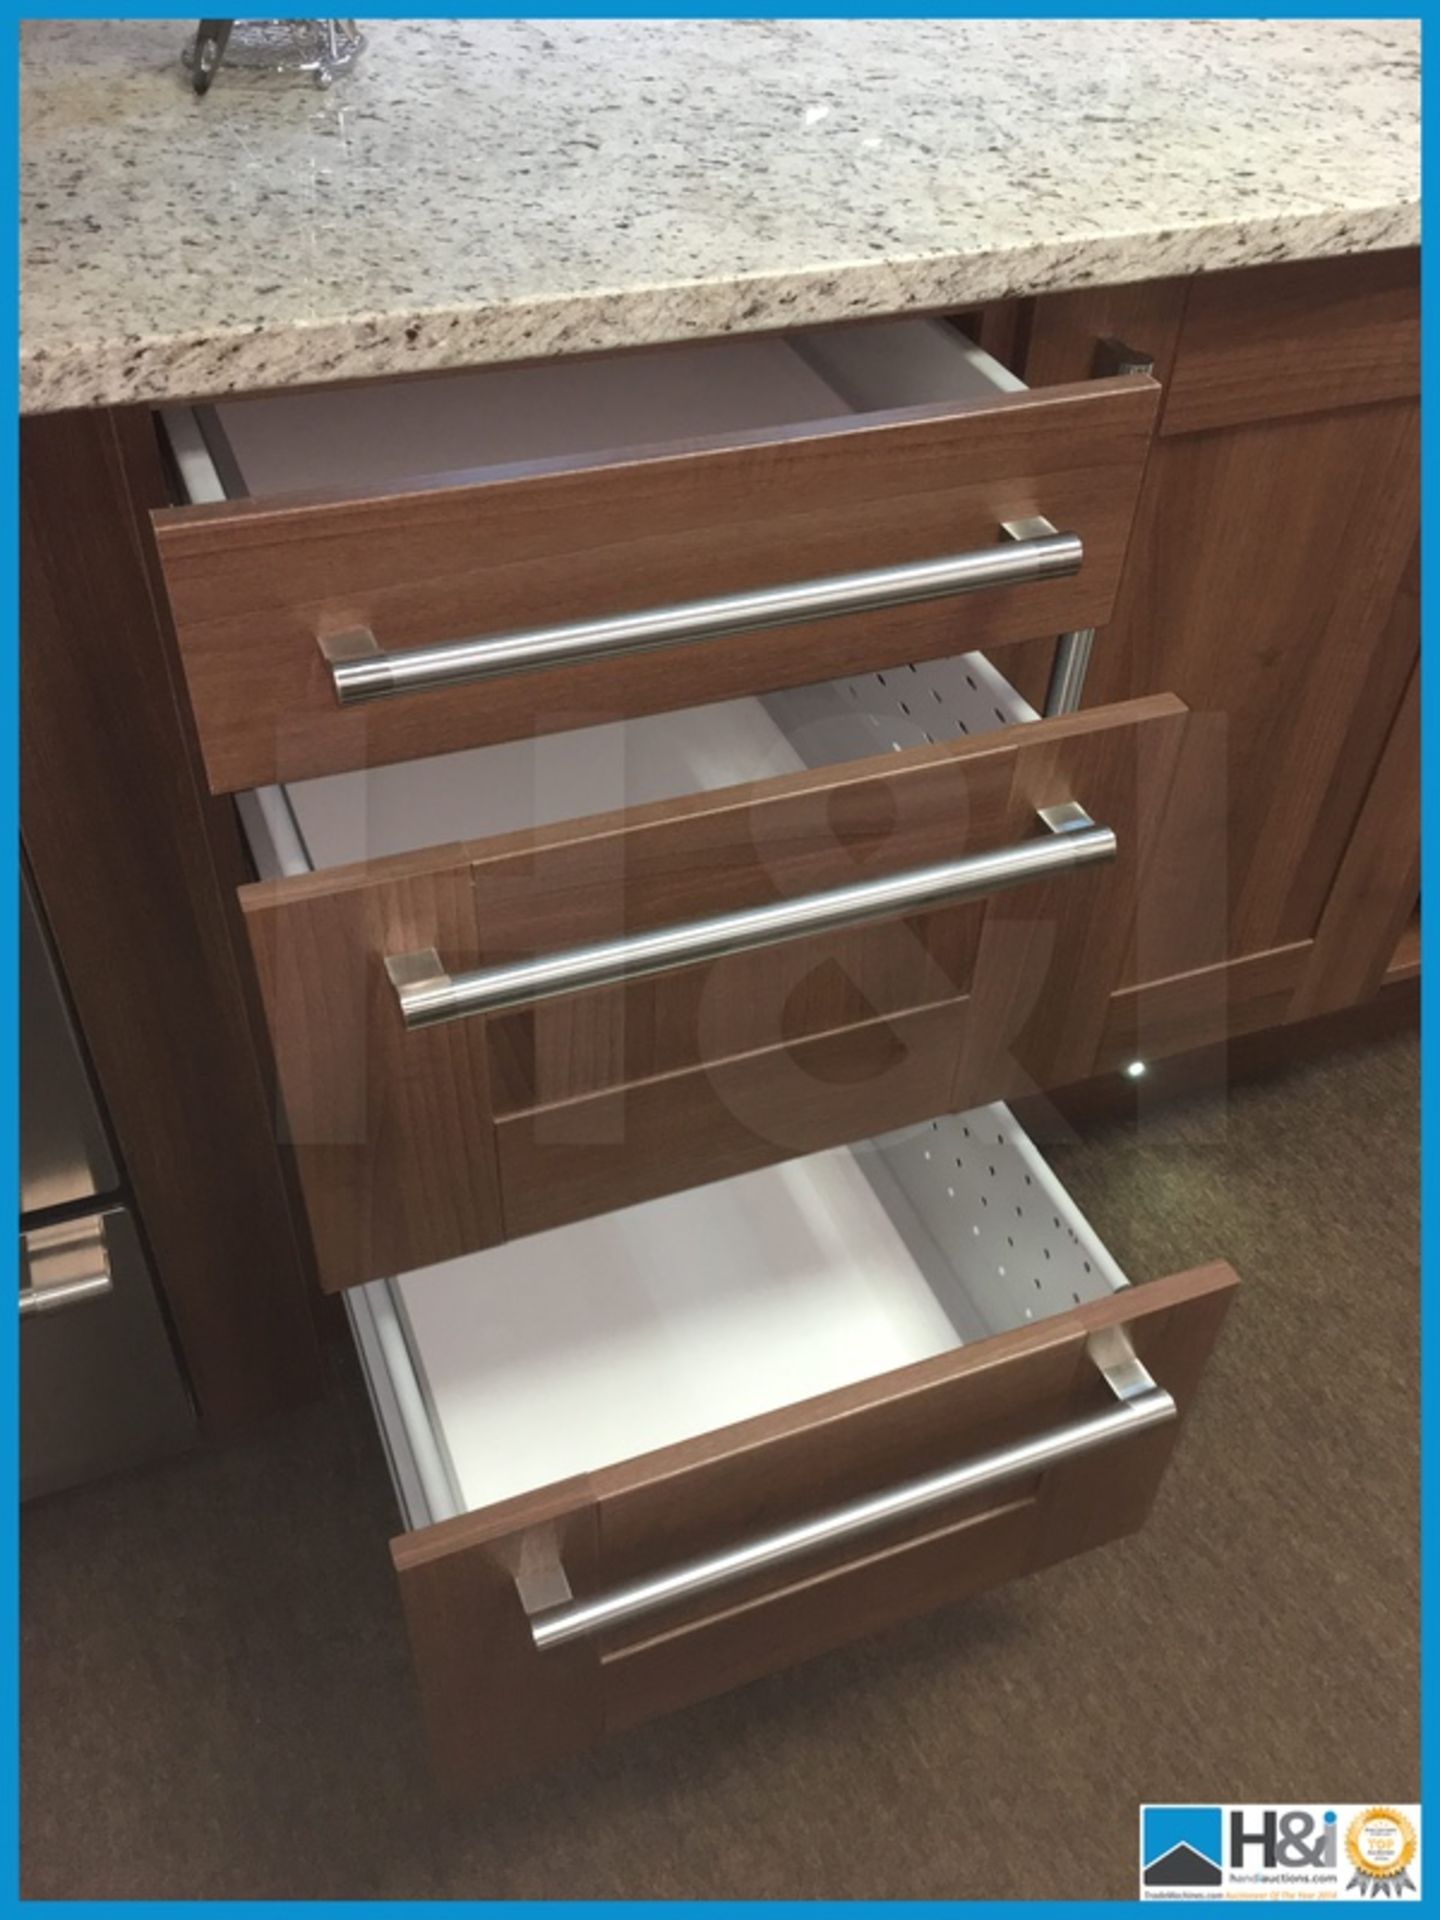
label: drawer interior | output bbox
[174,317,1024,502]
[218,326,1123,1408]
[180,316,1041,873]
[227,324,1081,1294]
[237,547,1044,1158]
[157,311,1158,800]
[200,329,1169,1555]
[242,644,1036,876]
[349,1099,1128,1530]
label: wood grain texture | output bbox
[153,377,1158,791]
[242,855,508,1293]
[1021,277,1191,395]
[996,278,1190,713]
[1161,250,1419,437]
[493,695,1184,1225]
[1290,638,1420,1022]
[485,906,973,1114]
[603,1492,1044,1730]
[239,695,1183,1285]
[391,1261,1237,1794]
[1081,398,1418,982]
[601,1261,1238,1729]
[1389,914,1421,986]
[497,1001,967,1239]
[1014,964,1416,1137]
[952,685,1186,1102]
[20,407,322,1434]
[1094,941,1312,1074]
[588,1262,1233,1583]
[958,300,1029,375]
[470,702,1180,1117]
[1011,252,1420,1050]
[392,1480,604,1798]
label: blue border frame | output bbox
[6,6,1424,1909]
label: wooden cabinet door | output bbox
[1018,252,1419,1062]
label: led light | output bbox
[1124,1060,1148,1080]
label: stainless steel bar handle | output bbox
[528,1339,1174,1651]
[325,524,1083,706]
[387,802,1116,1029]
[19,1215,114,1318]
[19,1270,113,1318]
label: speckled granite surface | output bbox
[20,18,1419,414]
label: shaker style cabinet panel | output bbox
[1017,250,1420,1065]
[1289,622,1419,1022]
[1158,251,1421,436]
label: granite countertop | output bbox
[20,17,1419,415]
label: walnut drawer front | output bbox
[348,1099,1236,1795]
[237,679,1188,1293]
[154,319,1158,793]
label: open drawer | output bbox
[155,316,1159,792]
[348,1099,1235,1794]
[238,657,1187,1290]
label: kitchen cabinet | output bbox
[1010,251,1420,1068]
[18,249,1417,1789]
[123,255,1420,1300]
[20,407,324,1433]
[151,317,1188,1286]
[17,13,1418,1790]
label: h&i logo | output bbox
[1141,1807,1223,1889]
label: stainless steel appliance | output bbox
[20,869,195,1498]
